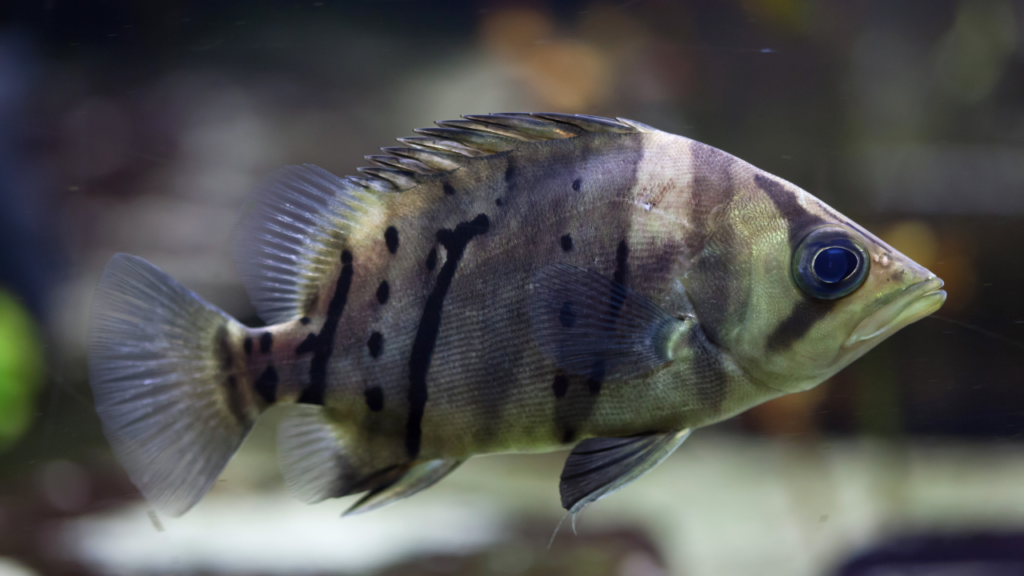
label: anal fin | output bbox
[277,405,458,514]
[560,429,691,514]
[278,405,404,504]
[344,458,463,516]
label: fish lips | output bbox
[845,277,947,348]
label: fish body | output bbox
[88,113,945,517]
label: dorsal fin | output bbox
[234,165,376,324]
[234,114,651,324]
[363,113,649,193]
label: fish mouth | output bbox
[845,277,946,347]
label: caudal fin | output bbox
[88,254,255,516]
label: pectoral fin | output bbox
[344,458,463,516]
[560,429,691,513]
[528,264,694,380]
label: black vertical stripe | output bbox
[553,373,570,398]
[214,325,233,372]
[754,173,834,349]
[296,250,354,405]
[243,337,253,356]
[690,328,729,411]
[254,366,279,404]
[766,300,836,351]
[365,386,385,412]
[613,239,629,285]
[504,157,517,194]
[683,144,737,347]
[224,375,247,424]
[754,173,826,246]
[259,332,273,354]
[584,240,629,397]
[406,214,490,459]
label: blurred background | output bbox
[0,0,1022,574]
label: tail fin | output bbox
[88,254,255,516]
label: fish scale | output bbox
[87,112,946,518]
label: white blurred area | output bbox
[60,432,1024,576]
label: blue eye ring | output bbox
[793,226,869,300]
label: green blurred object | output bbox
[0,289,44,451]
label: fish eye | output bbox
[793,227,869,300]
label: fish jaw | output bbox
[844,276,946,349]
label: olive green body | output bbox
[247,131,787,469]
[89,113,944,516]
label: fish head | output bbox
[682,170,946,393]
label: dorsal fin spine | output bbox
[381,147,465,171]
[234,114,645,324]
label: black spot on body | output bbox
[365,386,384,412]
[368,331,383,358]
[254,366,278,404]
[572,178,581,191]
[560,234,573,252]
[559,302,576,328]
[376,281,390,305]
[406,213,490,459]
[495,198,504,206]
[243,337,253,356]
[259,332,273,354]
[443,183,456,196]
[300,316,310,325]
[384,227,399,254]
[296,250,354,405]
[425,248,437,271]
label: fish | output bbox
[87,113,946,518]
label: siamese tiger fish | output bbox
[88,113,946,517]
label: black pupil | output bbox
[813,247,858,283]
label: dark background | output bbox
[0,1,1022,575]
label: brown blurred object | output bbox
[742,381,830,439]
[480,8,612,110]
[880,220,975,311]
